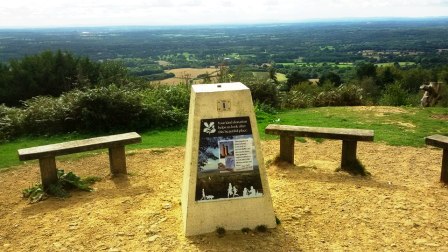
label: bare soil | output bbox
[154,68,218,85]
[1,140,448,251]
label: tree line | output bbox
[0,50,130,106]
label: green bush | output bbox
[0,84,191,142]
[20,96,73,135]
[245,80,279,107]
[380,81,413,106]
[70,86,145,132]
[436,82,448,107]
[0,105,22,141]
[143,84,190,127]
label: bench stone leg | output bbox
[441,148,448,184]
[39,157,58,190]
[109,146,127,175]
[280,135,295,164]
[341,140,357,170]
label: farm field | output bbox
[152,68,219,85]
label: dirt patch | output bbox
[351,106,409,116]
[431,114,448,120]
[382,121,416,130]
[1,140,448,251]
[156,60,170,67]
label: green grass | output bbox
[258,107,447,146]
[276,73,287,82]
[1,107,447,170]
[320,46,335,51]
[375,62,416,67]
[251,72,286,82]
[252,72,269,79]
[278,62,354,68]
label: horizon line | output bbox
[1,16,448,30]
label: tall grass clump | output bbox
[313,84,363,107]
[280,83,363,109]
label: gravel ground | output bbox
[1,139,448,251]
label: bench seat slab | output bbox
[18,132,141,161]
[265,124,374,142]
[425,134,448,149]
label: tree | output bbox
[98,60,129,87]
[356,62,376,80]
[268,65,278,84]
[0,50,127,106]
[286,70,307,91]
[319,72,341,87]
[198,72,212,84]
[400,68,431,93]
[376,66,400,90]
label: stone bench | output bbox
[265,124,374,171]
[425,134,448,184]
[18,132,142,189]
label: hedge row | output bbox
[0,84,190,142]
[3,81,438,142]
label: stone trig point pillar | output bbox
[182,82,276,236]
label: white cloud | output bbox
[0,0,447,27]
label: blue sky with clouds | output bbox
[1,0,448,28]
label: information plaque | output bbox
[196,116,263,201]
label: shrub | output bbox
[0,84,191,141]
[245,80,279,107]
[436,82,448,107]
[0,105,22,141]
[380,81,413,106]
[70,86,145,132]
[142,84,190,128]
[20,96,73,135]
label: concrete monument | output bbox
[182,82,276,236]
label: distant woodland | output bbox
[1,19,448,140]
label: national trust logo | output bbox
[203,121,216,134]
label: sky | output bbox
[1,0,448,28]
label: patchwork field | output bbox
[152,68,219,85]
